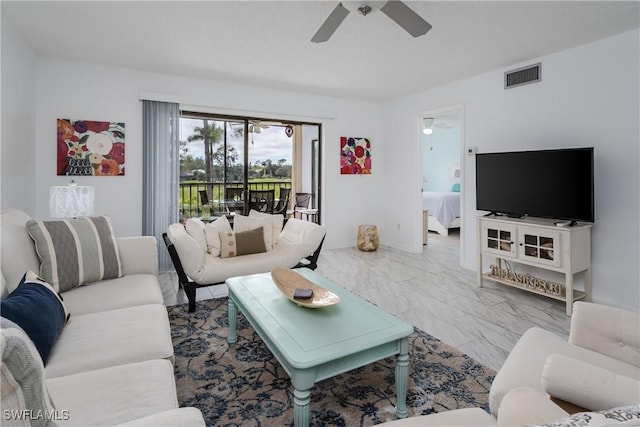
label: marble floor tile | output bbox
[159,231,574,371]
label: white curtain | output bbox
[142,100,179,271]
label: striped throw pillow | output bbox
[26,216,123,292]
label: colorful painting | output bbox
[57,119,125,176]
[340,136,371,174]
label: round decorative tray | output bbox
[270,267,340,308]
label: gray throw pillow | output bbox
[26,216,122,292]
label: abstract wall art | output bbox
[340,136,371,174]
[57,119,125,176]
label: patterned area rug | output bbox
[168,298,495,427]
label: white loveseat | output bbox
[165,212,326,312]
[1,209,204,426]
[378,301,640,426]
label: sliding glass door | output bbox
[179,112,321,222]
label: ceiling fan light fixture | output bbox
[423,117,434,134]
[342,1,385,15]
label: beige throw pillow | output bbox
[248,209,284,248]
[204,216,232,256]
[219,227,267,258]
[234,214,274,250]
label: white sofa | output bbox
[1,209,205,426]
[166,213,326,312]
[378,301,640,426]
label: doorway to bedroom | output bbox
[420,106,463,250]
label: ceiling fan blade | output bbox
[380,1,432,38]
[311,3,350,43]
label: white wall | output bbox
[30,58,383,249]
[383,30,640,311]
[1,16,37,214]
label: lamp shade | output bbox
[49,185,95,218]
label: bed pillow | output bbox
[26,216,122,292]
[219,227,267,258]
[204,215,232,256]
[1,317,58,421]
[1,271,69,364]
[451,183,460,192]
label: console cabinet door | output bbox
[517,226,562,267]
[482,222,517,258]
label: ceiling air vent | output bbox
[504,63,541,89]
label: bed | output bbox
[422,191,460,236]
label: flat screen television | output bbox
[475,147,594,222]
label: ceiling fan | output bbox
[311,1,432,43]
[249,120,270,134]
[422,117,452,134]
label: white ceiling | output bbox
[3,1,639,102]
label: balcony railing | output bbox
[180,180,292,218]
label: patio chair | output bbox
[225,187,244,214]
[273,188,291,217]
[248,189,275,214]
[287,192,311,219]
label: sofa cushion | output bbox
[234,214,274,250]
[1,317,58,424]
[45,304,174,378]
[26,216,123,292]
[219,227,267,258]
[204,216,232,256]
[1,271,69,363]
[115,407,205,427]
[47,359,180,426]
[569,301,640,368]
[60,274,164,316]
[375,408,495,426]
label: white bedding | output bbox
[422,191,460,229]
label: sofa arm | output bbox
[114,407,205,426]
[117,236,158,276]
[166,224,206,282]
[569,302,640,367]
[542,354,640,411]
[496,386,568,427]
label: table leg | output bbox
[293,388,311,427]
[395,338,409,419]
[228,298,237,344]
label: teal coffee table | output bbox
[226,268,413,426]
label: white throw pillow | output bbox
[204,216,232,256]
[530,405,640,427]
[248,209,284,248]
[185,218,207,252]
[234,214,274,251]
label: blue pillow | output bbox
[451,183,460,192]
[1,271,69,364]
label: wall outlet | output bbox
[466,146,477,155]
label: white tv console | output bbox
[477,215,592,316]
